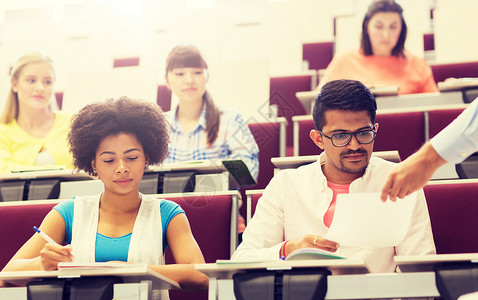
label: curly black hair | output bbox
[68,97,170,175]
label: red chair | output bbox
[431,61,478,84]
[0,200,60,270]
[427,107,466,139]
[157,85,172,112]
[302,41,334,71]
[293,116,321,156]
[423,33,435,51]
[247,119,285,190]
[245,189,264,224]
[113,57,140,68]
[163,191,239,264]
[424,180,478,254]
[163,191,239,300]
[270,75,313,153]
[374,111,425,160]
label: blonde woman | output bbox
[0,52,73,174]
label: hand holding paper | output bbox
[325,192,416,249]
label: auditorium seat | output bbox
[163,191,239,300]
[424,180,478,254]
[113,57,140,68]
[54,92,64,110]
[423,33,435,51]
[302,41,334,71]
[237,120,284,221]
[163,191,239,263]
[245,189,264,224]
[427,107,466,139]
[157,85,172,112]
[0,200,61,270]
[431,61,478,84]
[374,111,425,160]
[247,118,286,190]
[270,74,315,153]
[292,115,321,156]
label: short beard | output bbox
[339,149,369,174]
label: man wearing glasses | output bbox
[232,79,435,273]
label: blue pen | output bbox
[33,226,59,245]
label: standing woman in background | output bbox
[164,45,259,181]
[317,0,438,94]
[0,52,73,174]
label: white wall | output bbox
[0,0,470,118]
[434,0,478,63]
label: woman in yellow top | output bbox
[317,0,439,95]
[0,52,73,174]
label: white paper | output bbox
[325,192,416,249]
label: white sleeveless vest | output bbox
[71,193,169,299]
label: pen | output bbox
[33,226,59,245]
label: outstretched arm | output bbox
[381,142,447,201]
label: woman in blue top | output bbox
[2,97,208,293]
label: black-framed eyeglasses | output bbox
[319,129,377,147]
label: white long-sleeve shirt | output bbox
[232,153,436,273]
[431,97,478,164]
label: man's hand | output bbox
[381,142,447,202]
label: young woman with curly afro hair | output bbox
[2,97,209,295]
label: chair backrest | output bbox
[113,57,140,68]
[431,61,478,84]
[374,111,425,160]
[0,200,60,270]
[302,42,334,71]
[246,190,264,224]
[270,75,312,150]
[424,180,478,254]
[423,33,435,51]
[295,117,322,156]
[157,85,172,112]
[427,108,465,139]
[162,192,238,264]
[247,122,281,190]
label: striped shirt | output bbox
[166,105,259,181]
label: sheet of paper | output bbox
[325,192,416,249]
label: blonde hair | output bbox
[165,45,221,146]
[0,52,56,124]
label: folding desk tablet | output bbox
[0,170,94,201]
[395,253,478,300]
[196,259,369,300]
[0,264,179,300]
